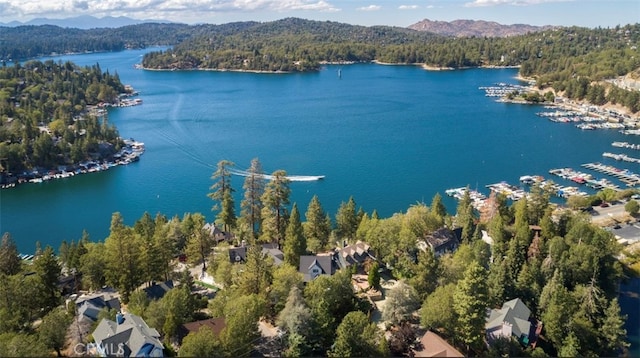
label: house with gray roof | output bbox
[229,246,248,263]
[334,241,376,270]
[203,222,231,244]
[485,298,533,346]
[76,292,121,323]
[261,243,285,266]
[299,255,336,282]
[418,227,461,257]
[92,312,163,357]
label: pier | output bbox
[582,163,640,187]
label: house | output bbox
[142,280,174,301]
[334,240,376,270]
[418,227,461,257]
[177,317,226,345]
[412,330,464,357]
[203,222,231,244]
[261,243,285,266]
[485,298,534,346]
[76,292,121,323]
[299,255,336,282]
[92,312,163,357]
[229,246,248,263]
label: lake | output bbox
[0,48,636,250]
[1,47,639,355]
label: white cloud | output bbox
[465,0,572,7]
[0,0,341,20]
[398,5,419,10]
[357,5,381,11]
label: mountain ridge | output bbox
[0,15,174,29]
[408,18,556,37]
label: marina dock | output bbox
[581,163,640,187]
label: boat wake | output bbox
[229,168,325,182]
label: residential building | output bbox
[412,330,464,357]
[229,246,248,263]
[203,222,231,244]
[177,317,226,345]
[142,280,174,301]
[418,227,461,257]
[261,243,285,266]
[485,298,534,346]
[76,292,121,323]
[299,254,336,282]
[92,312,163,357]
[334,240,376,270]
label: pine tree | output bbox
[430,192,448,219]
[33,245,62,313]
[304,195,331,253]
[600,297,629,356]
[410,248,440,299]
[0,233,21,276]
[209,160,236,232]
[237,244,274,297]
[184,213,212,274]
[453,261,488,354]
[259,170,291,244]
[335,196,358,242]
[240,158,265,237]
[283,203,306,268]
[104,212,142,303]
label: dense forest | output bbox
[0,158,633,357]
[0,60,126,174]
[2,19,639,112]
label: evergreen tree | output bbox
[335,196,358,242]
[0,233,21,276]
[328,311,387,358]
[33,245,61,313]
[104,212,142,303]
[38,307,71,357]
[79,242,107,291]
[368,262,381,290]
[600,297,629,356]
[240,158,265,237]
[410,248,440,299]
[453,261,488,354]
[259,170,291,244]
[237,244,274,297]
[283,203,306,268]
[430,192,448,219]
[208,160,236,232]
[304,195,331,253]
[184,213,212,274]
[277,286,312,336]
[460,204,476,244]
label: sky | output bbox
[0,0,638,28]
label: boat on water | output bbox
[229,168,325,182]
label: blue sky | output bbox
[0,0,637,28]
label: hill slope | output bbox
[408,19,553,37]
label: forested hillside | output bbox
[0,60,125,173]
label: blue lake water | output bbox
[0,47,639,355]
[1,48,638,251]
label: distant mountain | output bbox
[408,19,555,37]
[0,15,174,29]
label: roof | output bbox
[486,298,532,339]
[422,228,460,254]
[93,313,163,357]
[178,317,226,343]
[261,245,285,266]
[229,246,248,263]
[142,280,174,300]
[335,241,374,269]
[413,331,464,357]
[299,255,335,282]
[76,293,121,322]
[203,222,231,243]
